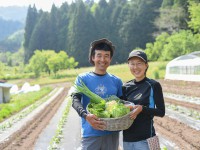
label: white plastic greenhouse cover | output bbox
[10,82,41,94]
[165,51,200,82]
[166,55,200,67]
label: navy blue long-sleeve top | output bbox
[122,77,165,142]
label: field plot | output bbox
[155,79,200,150]
[0,85,69,150]
[0,80,199,150]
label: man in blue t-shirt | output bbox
[72,38,123,150]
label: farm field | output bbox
[0,79,199,150]
[155,79,200,150]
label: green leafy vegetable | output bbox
[88,100,130,118]
[74,79,131,118]
[110,103,130,118]
[73,79,105,104]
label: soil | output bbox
[0,86,69,150]
[158,79,200,97]
[0,79,200,149]
[154,79,200,150]
[154,116,200,150]
[165,97,200,112]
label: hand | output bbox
[130,105,143,120]
[125,103,134,111]
[86,114,106,130]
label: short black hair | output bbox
[88,38,115,65]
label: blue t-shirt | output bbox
[75,72,123,138]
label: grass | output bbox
[8,61,168,86]
[108,61,168,82]
[0,86,52,122]
[0,61,168,122]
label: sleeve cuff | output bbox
[142,105,146,112]
[82,112,88,119]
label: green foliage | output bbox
[145,32,170,61]
[27,50,78,77]
[147,61,168,80]
[3,0,198,69]
[156,0,189,35]
[152,67,160,79]
[46,54,60,76]
[2,61,167,89]
[0,29,24,53]
[161,0,174,8]
[188,1,200,33]
[88,99,130,118]
[0,87,52,122]
[28,50,46,77]
[0,48,24,67]
[145,30,200,61]
[24,5,39,63]
[23,0,164,67]
[0,108,10,120]
[154,7,188,35]
[0,62,5,76]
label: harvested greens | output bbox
[73,79,131,118]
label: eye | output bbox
[105,55,110,58]
[96,54,102,58]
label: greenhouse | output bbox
[165,51,200,82]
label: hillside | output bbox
[0,29,24,52]
[0,6,27,22]
[0,6,27,51]
[0,17,23,41]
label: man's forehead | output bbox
[95,50,111,54]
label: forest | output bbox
[22,0,200,67]
[0,0,200,77]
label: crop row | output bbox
[0,88,58,134]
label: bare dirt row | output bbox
[155,116,200,150]
[159,79,200,97]
[0,87,68,150]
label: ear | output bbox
[146,63,149,70]
[92,55,95,61]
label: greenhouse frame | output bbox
[165,51,200,82]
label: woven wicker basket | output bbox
[87,100,134,131]
[100,111,134,131]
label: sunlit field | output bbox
[8,61,168,86]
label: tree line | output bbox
[24,0,163,67]
[1,0,200,71]
[27,50,78,77]
[145,0,200,61]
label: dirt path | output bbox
[154,79,200,150]
[0,87,68,150]
[154,116,200,150]
[0,80,199,149]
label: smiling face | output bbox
[128,57,148,81]
[92,50,112,74]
